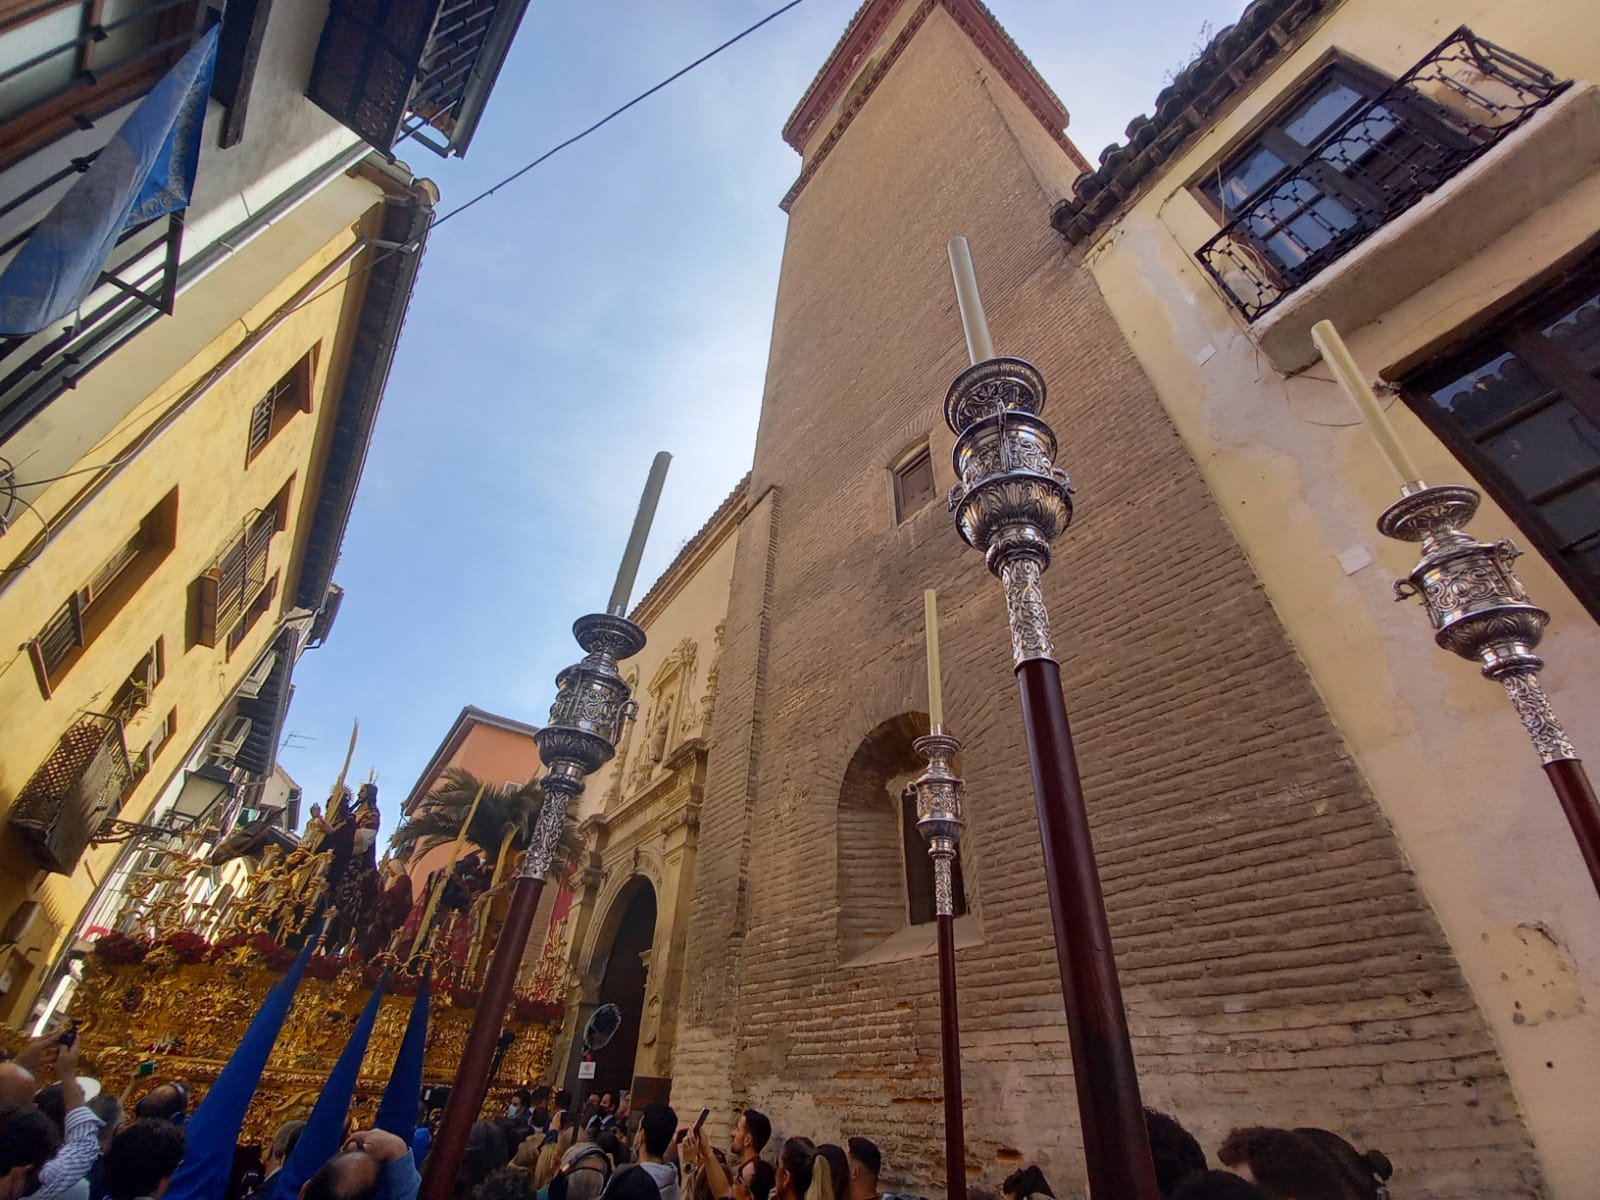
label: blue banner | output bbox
[0,26,217,336]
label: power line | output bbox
[285,0,807,318]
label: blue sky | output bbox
[277,0,1247,827]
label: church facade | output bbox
[552,2,1600,1197]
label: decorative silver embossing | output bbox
[908,731,966,918]
[518,612,646,878]
[943,355,1071,663]
[1001,559,1055,665]
[933,857,956,918]
[1380,482,1585,767]
[1500,673,1577,764]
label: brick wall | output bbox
[669,8,1541,1198]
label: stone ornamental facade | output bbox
[555,2,1600,1196]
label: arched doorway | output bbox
[590,878,657,1101]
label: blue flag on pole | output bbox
[374,968,430,1140]
[0,25,217,336]
[164,918,321,1200]
[272,972,390,1200]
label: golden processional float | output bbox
[40,775,570,1144]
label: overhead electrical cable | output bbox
[283,0,808,318]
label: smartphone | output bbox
[136,1061,157,1077]
[58,1021,78,1049]
[693,1107,710,1135]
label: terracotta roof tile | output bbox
[1050,0,1338,245]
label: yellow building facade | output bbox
[0,158,435,1024]
[1054,0,1600,1193]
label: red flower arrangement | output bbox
[93,932,149,965]
[154,930,212,964]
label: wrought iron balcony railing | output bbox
[10,714,141,874]
[1197,28,1569,321]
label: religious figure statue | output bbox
[359,854,413,959]
[301,803,329,854]
[649,697,674,763]
[326,782,382,953]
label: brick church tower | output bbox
[665,1,1541,1193]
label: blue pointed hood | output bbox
[374,968,429,1139]
[164,920,322,1200]
[272,972,390,1200]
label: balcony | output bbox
[1197,29,1569,324]
[9,715,141,874]
[306,0,531,158]
[0,156,185,441]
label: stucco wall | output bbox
[1079,2,1600,1195]
[403,722,543,894]
[0,176,388,1022]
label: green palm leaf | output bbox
[389,766,582,874]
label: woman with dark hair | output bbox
[1000,1166,1054,1200]
[774,1138,816,1200]
[809,1146,848,1200]
[1290,1130,1391,1200]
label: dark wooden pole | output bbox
[935,912,966,1200]
[1545,759,1600,901]
[419,873,546,1200]
[1015,658,1159,1200]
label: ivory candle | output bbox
[924,588,945,731]
[1311,319,1423,490]
[608,450,672,616]
[947,236,996,364]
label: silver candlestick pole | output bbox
[421,451,670,1200]
[942,351,1158,1200]
[908,729,967,1200]
[1379,483,1600,899]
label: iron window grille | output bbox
[1401,258,1600,623]
[245,357,310,463]
[1196,27,1569,320]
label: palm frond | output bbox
[388,766,583,875]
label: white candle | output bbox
[608,451,672,616]
[924,589,944,731]
[1311,320,1423,491]
[947,236,996,364]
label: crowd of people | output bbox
[400,1086,1392,1200]
[2,1034,1392,1200]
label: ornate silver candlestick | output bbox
[1380,483,1600,898]
[422,451,670,1200]
[907,728,968,1200]
[943,355,1158,1200]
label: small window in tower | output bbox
[893,447,936,523]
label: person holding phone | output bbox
[632,1104,679,1200]
[31,1032,101,1200]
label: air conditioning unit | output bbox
[236,650,277,699]
[214,716,253,763]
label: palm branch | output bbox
[389,766,582,875]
